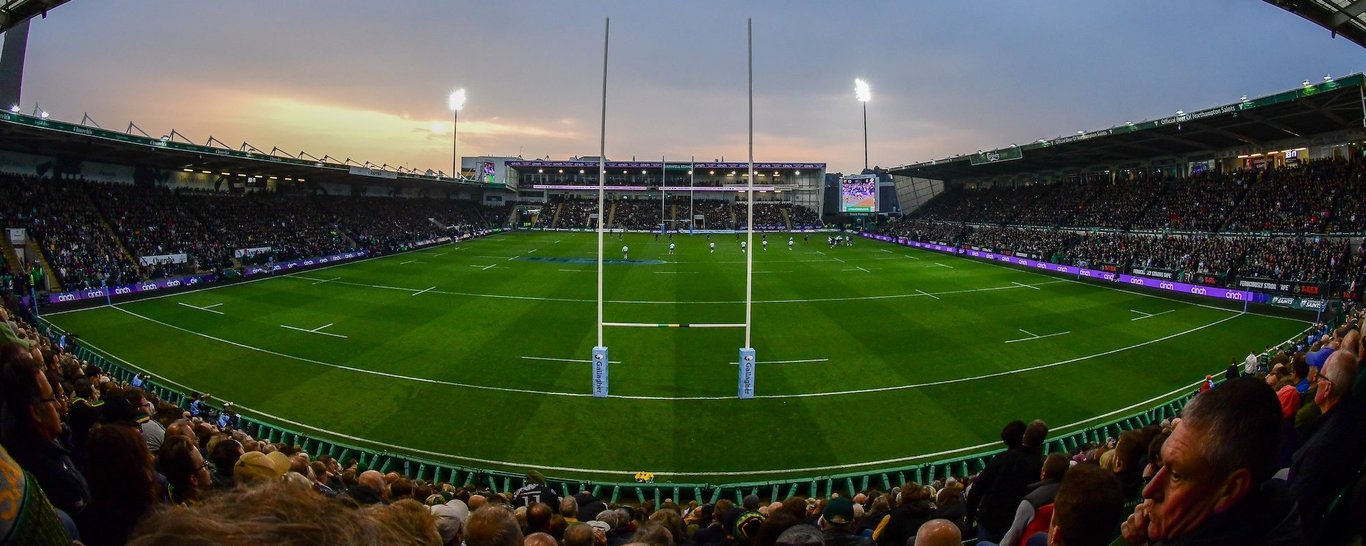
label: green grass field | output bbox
[46,231,1311,483]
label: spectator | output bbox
[966,420,1048,543]
[914,519,962,546]
[1045,462,1126,546]
[1120,378,1301,544]
[157,434,212,505]
[872,483,933,546]
[0,343,90,516]
[819,497,870,546]
[78,423,159,546]
[998,452,1069,546]
[468,505,526,546]
[1288,350,1364,537]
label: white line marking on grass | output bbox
[915,289,940,300]
[1011,281,1040,290]
[282,275,1067,305]
[558,269,588,272]
[904,254,921,260]
[399,260,422,265]
[507,256,520,261]
[934,262,954,268]
[653,271,699,274]
[856,266,871,273]
[754,270,793,274]
[311,277,341,285]
[62,321,1313,478]
[833,256,847,263]
[554,240,561,244]
[177,302,224,315]
[521,356,621,364]
[430,252,448,257]
[280,323,348,339]
[728,358,827,365]
[880,249,892,253]
[108,304,1244,402]
[528,249,538,253]
[1130,309,1175,321]
[412,286,436,297]
[481,264,498,271]
[1005,329,1071,344]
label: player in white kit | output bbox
[788,237,794,250]
[622,245,629,259]
[740,241,747,253]
[669,242,676,255]
[709,241,716,253]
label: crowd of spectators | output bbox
[0,175,141,290]
[3,290,1361,544]
[1062,175,1167,230]
[539,197,820,231]
[919,184,1055,225]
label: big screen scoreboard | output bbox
[840,175,878,213]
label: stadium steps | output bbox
[1213,174,1257,233]
[24,240,62,292]
[550,203,563,228]
[781,207,792,230]
[82,191,141,267]
[607,201,617,228]
[503,206,517,228]
[0,237,22,276]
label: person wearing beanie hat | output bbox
[734,511,766,543]
[820,497,870,546]
[742,494,761,511]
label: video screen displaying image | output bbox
[840,175,877,213]
[482,162,496,184]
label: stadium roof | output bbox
[1264,0,1366,49]
[0,0,70,33]
[888,74,1366,181]
[0,111,496,190]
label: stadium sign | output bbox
[47,273,217,305]
[968,147,1023,165]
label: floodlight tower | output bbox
[448,89,467,178]
[855,78,871,171]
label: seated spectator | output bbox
[998,452,1069,546]
[913,519,962,546]
[157,434,212,505]
[127,481,440,545]
[1045,462,1126,546]
[0,343,90,517]
[78,423,159,546]
[468,505,525,546]
[1288,350,1364,538]
[1121,378,1302,544]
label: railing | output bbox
[39,315,1315,505]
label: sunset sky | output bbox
[14,1,1364,174]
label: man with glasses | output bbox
[0,342,91,516]
[1288,350,1363,539]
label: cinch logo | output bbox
[56,293,76,302]
[166,280,180,287]
[141,283,157,291]
[1190,287,1207,295]
[1225,292,1244,301]
[85,290,105,298]
[1129,278,1145,285]
[1159,282,1175,290]
[114,287,131,295]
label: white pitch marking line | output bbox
[558,269,588,272]
[481,264,498,271]
[412,286,437,297]
[554,240,561,244]
[934,262,954,268]
[1005,329,1071,344]
[507,255,520,261]
[280,323,348,339]
[653,271,700,274]
[754,270,793,274]
[880,249,892,253]
[430,252,449,257]
[729,358,828,365]
[311,277,341,285]
[815,250,826,255]
[1130,309,1175,321]
[528,248,538,253]
[904,255,921,260]
[856,266,871,273]
[520,356,621,364]
[1011,281,1041,290]
[177,302,224,315]
[832,256,847,263]
[400,260,419,265]
[915,289,940,300]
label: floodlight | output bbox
[448,89,467,112]
[854,79,871,103]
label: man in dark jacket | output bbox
[0,346,90,517]
[966,419,1049,543]
[820,497,872,546]
[873,485,935,546]
[1121,378,1303,545]
[998,452,1069,546]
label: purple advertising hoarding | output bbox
[244,250,369,276]
[861,233,1261,303]
[47,273,218,305]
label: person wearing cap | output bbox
[820,497,871,546]
[432,499,471,546]
[233,450,289,486]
